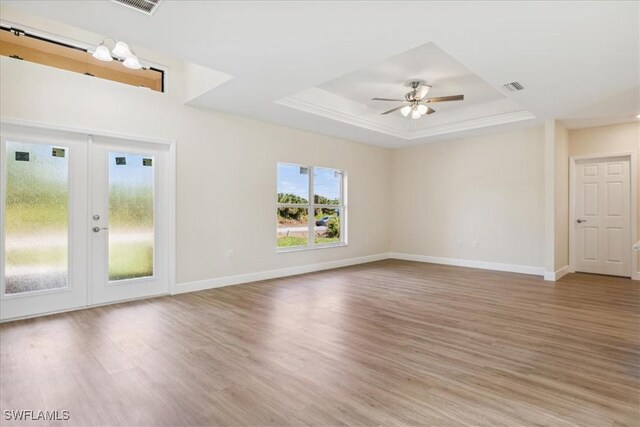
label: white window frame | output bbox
[277,163,347,252]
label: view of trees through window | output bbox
[276,164,344,248]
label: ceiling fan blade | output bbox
[426,107,436,115]
[381,105,405,115]
[415,84,432,100]
[424,94,464,103]
[372,97,406,102]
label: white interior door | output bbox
[1,125,88,320]
[574,157,631,277]
[89,137,170,305]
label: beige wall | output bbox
[0,9,391,285]
[1,6,637,285]
[389,127,546,269]
[569,122,640,156]
[554,122,569,271]
[568,122,640,275]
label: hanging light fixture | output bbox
[92,42,113,62]
[123,55,142,70]
[111,41,133,59]
[400,105,412,117]
[91,38,144,70]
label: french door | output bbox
[1,124,171,320]
[89,137,169,305]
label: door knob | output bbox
[577,219,587,224]
[92,227,108,233]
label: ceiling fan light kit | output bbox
[373,80,464,119]
[91,37,144,70]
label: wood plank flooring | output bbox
[1,260,638,426]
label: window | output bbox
[4,141,69,294]
[0,26,164,92]
[277,163,345,250]
[108,152,155,281]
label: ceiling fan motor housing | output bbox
[406,81,427,101]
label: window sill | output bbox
[277,242,347,253]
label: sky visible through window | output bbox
[277,164,340,201]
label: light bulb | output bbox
[400,105,412,117]
[123,55,142,70]
[92,44,113,62]
[417,104,428,115]
[411,107,421,119]
[112,41,133,59]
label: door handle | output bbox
[92,227,108,233]
[576,219,587,224]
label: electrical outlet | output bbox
[471,240,478,248]
[227,249,234,260]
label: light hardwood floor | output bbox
[1,260,638,426]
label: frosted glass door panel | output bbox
[108,152,155,281]
[90,140,168,307]
[4,141,69,294]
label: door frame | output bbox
[0,117,177,319]
[569,152,638,280]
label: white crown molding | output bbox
[407,110,536,140]
[276,96,410,139]
[277,95,535,141]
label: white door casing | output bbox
[572,156,632,277]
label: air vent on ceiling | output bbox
[111,0,162,15]
[502,81,525,92]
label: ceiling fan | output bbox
[372,81,464,119]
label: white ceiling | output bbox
[280,42,532,140]
[4,1,639,147]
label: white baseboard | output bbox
[544,265,570,281]
[174,253,389,295]
[388,252,545,277]
[176,251,550,296]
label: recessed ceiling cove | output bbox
[277,43,534,140]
